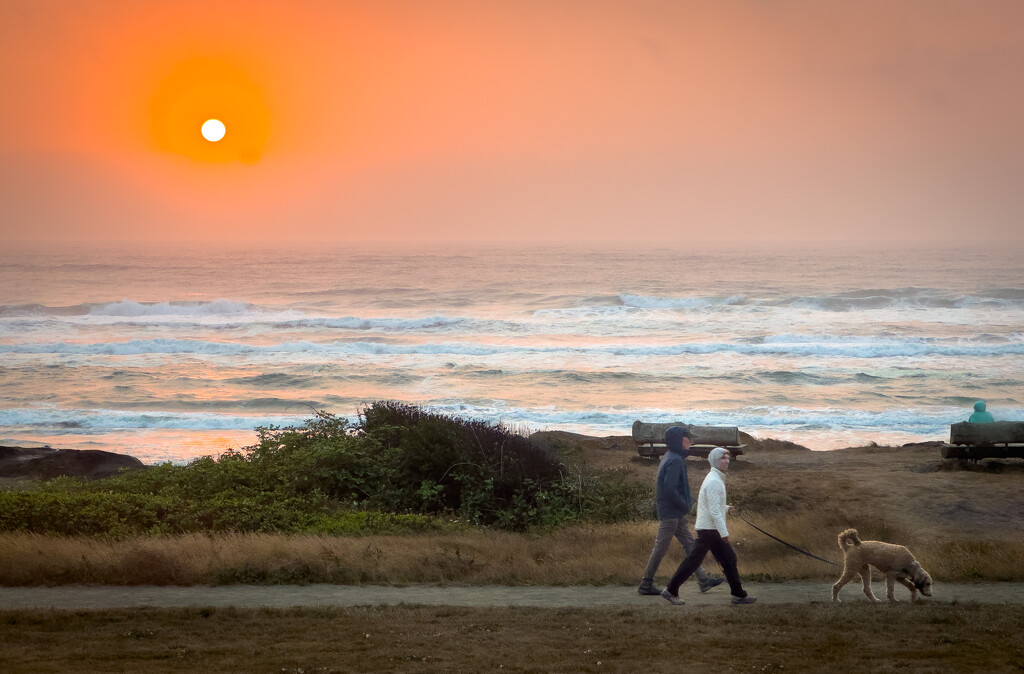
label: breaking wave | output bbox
[88,299,251,317]
[5,336,1024,359]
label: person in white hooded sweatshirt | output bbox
[661,447,757,605]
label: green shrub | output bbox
[0,403,650,535]
[358,401,568,527]
[0,490,336,536]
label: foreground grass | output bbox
[3,519,1024,586]
[3,603,1023,673]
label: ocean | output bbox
[1,243,1022,463]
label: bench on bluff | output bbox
[941,421,1024,461]
[632,421,745,459]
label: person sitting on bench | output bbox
[969,400,995,423]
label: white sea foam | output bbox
[525,290,1024,323]
[0,304,503,332]
[0,407,307,432]
[276,315,481,331]
[88,299,252,317]
[619,293,749,309]
[4,336,1023,359]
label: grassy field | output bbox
[3,603,1024,673]
[2,519,1024,587]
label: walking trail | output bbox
[1,582,1021,610]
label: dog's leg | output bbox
[885,575,898,602]
[859,566,880,603]
[831,564,860,602]
[895,576,918,602]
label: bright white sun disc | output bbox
[201,119,226,142]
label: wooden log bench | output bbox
[941,421,1024,461]
[632,420,745,459]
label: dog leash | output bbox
[736,515,839,566]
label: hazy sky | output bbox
[2,0,1023,247]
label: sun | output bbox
[150,57,269,163]
[201,119,226,142]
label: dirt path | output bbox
[2,582,1022,610]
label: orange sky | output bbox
[2,0,1023,247]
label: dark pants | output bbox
[666,529,747,598]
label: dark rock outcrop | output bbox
[0,446,146,480]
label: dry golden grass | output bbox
[3,603,1024,673]
[0,525,670,586]
[3,515,1023,587]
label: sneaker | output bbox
[637,579,663,596]
[661,589,685,606]
[731,595,757,605]
[698,576,724,593]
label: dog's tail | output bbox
[838,528,861,550]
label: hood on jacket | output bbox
[663,425,690,454]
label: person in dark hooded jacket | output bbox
[637,425,723,595]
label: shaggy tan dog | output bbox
[831,528,933,603]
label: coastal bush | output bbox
[0,403,648,536]
[0,489,332,536]
[359,401,566,522]
[244,410,393,501]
